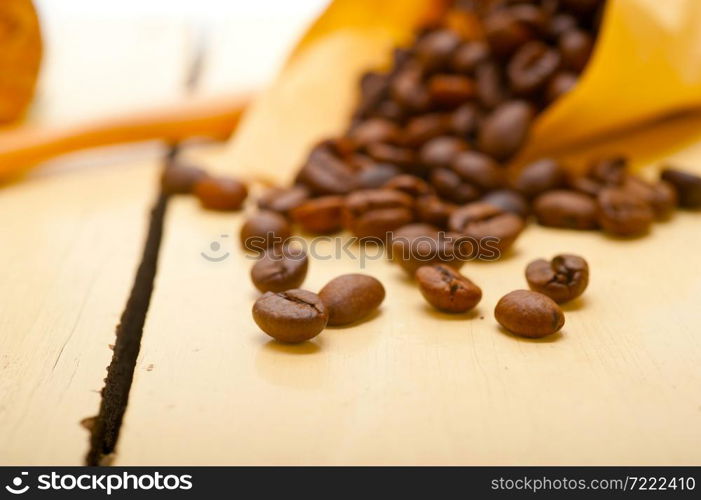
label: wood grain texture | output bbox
[114,144,701,465]
[0,161,158,464]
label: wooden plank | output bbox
[116,143,701,465]
[0,160,159,464]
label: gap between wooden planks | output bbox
[113,144,701,465]
[0,159,159,464]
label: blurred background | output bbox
[31,0,328,125]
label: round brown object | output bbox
[342,189,414,241]
[291,196,345,234]
[319,274,385,326]
[257,185,310,216]
[240,210,292,253]
[532,190,599,230]
[194,176,248,211]
[597,187,654,237]
[495,290,565,338]
[0,0,42,124]
[415,264,482,313]
[525,254,589,304]
[448,202,525,257]
[250,246,308,293]
[477,101,534,161]
[252,289,328,343]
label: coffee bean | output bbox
[319,274,385,325]
[428,74,476,107]
[348,118,401,147]
[366,142,416,169]
[403,113,452,147]
[296,142,358,195]
[161,162,206,195]
[478,100,533,161]
[512,158,567,198]
[526,254,589,304]
[194,176,248,211]
[661,168,701,208]
[342,189,415,240]
[430,168,481,204]
[291,196,345,234]
[390,224,469,275]
[481,189,530,218]
[452,151,506,192]
[250,245,308,293]
[588,156,628,186]
[252,289,328,343]
[508,41,561,96]
[560,0,602,17]
[390,65,430,112]
[484,9,538,58]
[240,210,292,253]
[257,185,310,216]
[475,61,509,109]
[451,41,490,74]
[533,190,599,229]
[419,136,469,169]
[383,174,433,198]
[416,264,482,313]
[622,177,677,220]
[415,29,461,71]
[546,72,578,103]
[450,103,481,137]
[547,13,578,40]
[449,202,525,256]
[559,29,594,72]
[357,163,402,189]
[416,195,456,228]
[597,187,654,237]
[495,290,565,338]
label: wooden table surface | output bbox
[1,18,701,466]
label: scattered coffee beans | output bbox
[526,254,589,304]
[257,185,310,216]
[252,289,328,343]
[495,290,565,338]
[661,168,701,208]
[194,176,248,211]
[597,187,653,237]
[415,264,482,313]
[250,245,308,293]
[319,274,386,326]
[240,211,292,253]
[291,195,345,234]
[449,202,525,256]
[533,190,599,229]
[390,223,468,275]
[161,162,206,195]
[342,189,415,240]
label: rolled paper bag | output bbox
[226,0,701,183]
[0,0,42,124]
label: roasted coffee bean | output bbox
[547,13,578,40]
[383,174,433,198]
[450,103,480,137]
[390,224,468,275]
[622,177,677,220]
[403,113,452,147]
[428,74,476,107]
[366,142,416,169]
[240,210,292,252]
[291,196,345,234]
[390,65,430,112]
[416,264,482,313]
[475,61,508,109]
[374,100,407,122]
[296,142,358,195]
[161,162,207,195]
[588,156,628,185]
[450,41,490,73]
[357,163,402,189]
[597,187,654,237]
[512,158,567,198]
[533,190,599,229]
[478,100,533,161]
[415,29,461,71]
[319,274,385,326]
[484,8,538,58]
[546,71,578,102]
[430,168,481,204]
[252,289,328,343]
[495,290,565,338]
[348,118,401,147]
[661,168,701,208]
[452,151,506,192]
[415,195,456,228]
[419,136,469,169]
[482,189,530,218]
[342,189,415,240]
[449,202,525,256]
[559,29,594,73]
[356,71,389,118]
[525,254,589,304]
[250,245,308,293]
[257,185,310,216]
[508,41,561,96]
[194,176,248,211]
